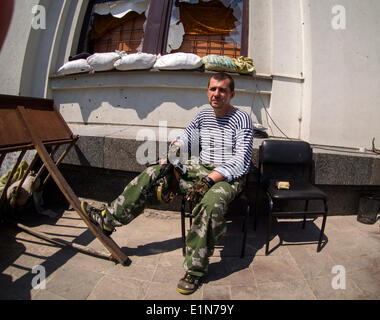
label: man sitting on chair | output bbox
[81,72,254,294]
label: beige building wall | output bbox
[1,0,379,149]
[306,0,380,149]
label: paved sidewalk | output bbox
[0,199,379,300]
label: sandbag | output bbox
[153,52,203,70]
[234,56,255,74]
[57,59,92,75]
[87,51,122,72]
[0,160,29,195]
[114,52,157,71]
[202,55,239,73]
[203,55,255,74]
[7,173,40,208]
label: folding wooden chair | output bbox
[0,94,129,265]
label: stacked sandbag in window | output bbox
[202,55,254,74]
[86,51,123,72]
[57,59,92,75]
[153,52,203,70]
[114,52,157,71]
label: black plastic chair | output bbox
[254,139,328,255]
[181,188,250,258]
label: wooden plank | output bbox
[0,107,31,147]
[16,222,112,261]
[0,139,76,153]
[16,105,129,265]
[0,94,54,108]
[22,105,72,143]
[0,94,72,149]
[42,136,79,187]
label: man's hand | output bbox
[186,176,215,205]
[168,142,181,165]
[159,158,168,166]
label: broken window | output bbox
[77,0,248,57]
[79,0,151,54]
[167,0,246,58]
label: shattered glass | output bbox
[167,0,243,58]
[91,0,151,53]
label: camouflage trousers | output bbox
[103,158,245,277]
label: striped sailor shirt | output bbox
[175,107,254,182]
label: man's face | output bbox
[207,77,235,111]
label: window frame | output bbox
[77,0,248,57]
[143,0,173,54]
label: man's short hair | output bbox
[208,72,235,92]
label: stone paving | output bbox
[0,198,379,300]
